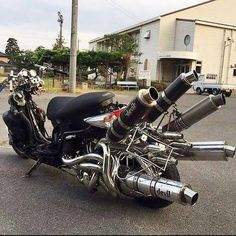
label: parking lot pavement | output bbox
[0,89,236,234]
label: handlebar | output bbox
[0,67,44,94]
[0,64,68,94]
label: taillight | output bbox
[104,109,123,122]
[84,107,125,129]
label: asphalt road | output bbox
[0,89,236,235]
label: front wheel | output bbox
[135,165,180,208]
[11,142,29,159]
[196,87,202,95]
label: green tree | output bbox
[103,33,140,80]
[5,38,20,64]
[35,47,70,71]
[9,46,125,86]
[77,50,124,84]
[14,50,36,70]
[52,48,70,70]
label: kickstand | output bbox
[23,158,43,178]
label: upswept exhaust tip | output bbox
[145,71,198,123]
[149,87,159,101]
[141,87,159,104]
[211,93,226,107]
[185,70,199,84]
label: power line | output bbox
[109,0,141,21]
[106,0,141,22]
[103,0,141,22]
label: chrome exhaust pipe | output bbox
[62,153,103,166]
[98,142,119,196]
[159,131,184,140]
[162,94,226,132]
[62,142,119,196]
[146,71,198,123]
[107,87,158,143]
[122,173,198,206]
[78,163,102,173]
[181,141,235,161]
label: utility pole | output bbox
[69,0,78,93]
[57,11,64,48]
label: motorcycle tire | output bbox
[135,164,180,209]
[12,142,29,159]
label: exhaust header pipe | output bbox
[62,153,103,166]
[162,94,226,132]
[122,173,198,206]
[146,71,198,123]
[107,87,159,143]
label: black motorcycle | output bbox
[1,67,235,208]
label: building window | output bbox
[177,64,190,76]
[131,32,140,49]
[233,69,236,76]
[144,59,149,71]
[196,61,202,74]
[184,35,191,46]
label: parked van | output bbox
[193,74,236,97]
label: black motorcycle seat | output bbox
[47,92,115,124]
[47,96,74,121]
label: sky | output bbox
[0,0,207,52]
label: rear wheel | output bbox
[212,89,219,95]
[225,90,232,97]
[135,165,180,209]
[207,89,213,94]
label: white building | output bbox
[89,0,236,85]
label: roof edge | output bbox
[176,18,236,30]
[161,0,216,17]
[89,16,160,44]
[89,0,217,44]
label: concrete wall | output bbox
[221,29,236,85]
[159,0,236,51]
[138,21,160,81]
[194,24,224,76]
[227,30,236,85]
[175,20,195,51]
[89,42,97,51]
[194,24,236,84]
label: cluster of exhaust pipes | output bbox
[62,70,235,207]
[62,142,199,206]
